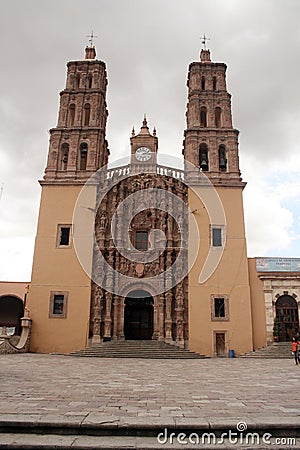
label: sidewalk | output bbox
[0,354,299,448]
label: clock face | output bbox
[135,147,152,162]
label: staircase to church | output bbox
[241,342,292,359]
[68,340,207,359]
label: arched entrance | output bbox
[124,290,154,340]
[275,295,299,341]
[0,295,24,335]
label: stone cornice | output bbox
[258,272,300,280]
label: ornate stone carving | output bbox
[90,172,188,344]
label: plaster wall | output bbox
[0,282,29,301]
[27,184,96,353]
[247,258,267,349]
[188,186,253,356]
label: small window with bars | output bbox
[49,292,68,318]
[214,298,225,318]
[211,295,229,321]
[53,295,64,315]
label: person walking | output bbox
[292,337,298,365]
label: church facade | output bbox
[23,45,300,357]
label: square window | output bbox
[134,231,148,251]
[49,291,68,318]
[211,294,229,321]
[57,225,72,247]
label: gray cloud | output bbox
[0,0,300,279]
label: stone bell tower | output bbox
[44,45,109,180]
[27,45,110,354]
[184,47,254,357]
[183,48,244,187]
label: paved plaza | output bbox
[0,354,300,448]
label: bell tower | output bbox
[44,45,109,180]
[27,45,109,354]
[185,47,254,357]
[183,48,244,188]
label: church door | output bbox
[276,295,299,342]
[124,291,153,340]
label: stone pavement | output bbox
[0,353,300,448]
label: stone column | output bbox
[165,291,172,341]
[263,279,274,344]
[118,297,125,340]
[96,210,107,248]
[153,296,160,340]
[68,132,80,175]
[103,292,112,341]
[175,283,185,347]
[92,316,101,344]
[112,296,118,340]
[158,294,165,341]
[91,285,102,344]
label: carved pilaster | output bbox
[112,296,119,340]
[153,296,160,340]
[118,298,125,340]
[92,317,101,343]
[91,284,103,343]
[158,295,165,341]
[175,282,185,346]
[103,292,112,340]
[165,291,173,341]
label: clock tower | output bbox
[130,115,158,170]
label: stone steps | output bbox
[1,419,299,449]
[1,433,299,449]
[68,340,207,359]
[241,342,293,359]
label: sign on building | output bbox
[256,258,300,272]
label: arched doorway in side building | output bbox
[275,295,299,341]
[0,295,24,336]
[124,290,154,340]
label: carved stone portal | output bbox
[89,171,189,346]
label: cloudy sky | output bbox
[0,0,300,281]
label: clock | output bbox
[135,147,152,162]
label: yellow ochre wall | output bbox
[0,282,29,301]
[188,186,253,357]
[247,257,267,349]
[27,184,95,354]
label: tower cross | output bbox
[200,34,210,50]
[86,30,98,47]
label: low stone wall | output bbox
[0,310,32,354]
